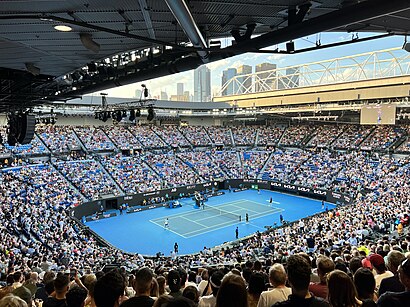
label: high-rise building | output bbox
[255,63,277,92]
[160,91,168,100]
[221,68,237,96]
[177,83,184,96]
[278,67,300,89]
[236,65,252,94]
[194,65,211,102]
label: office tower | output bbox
[236,65,252,94]
[278,66,300,89]
[221,68,237,96]
[160,91,168,100]
[255,63,277,92]
[177,83,184,96]
[194,65,211,102]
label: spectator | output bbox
[353,268,377,303]
[120,268,154,307]
[167,270,182,299]
[377,257,410,307]
[0,295,28,307]
[43,274,70,307]
[93,270,125,307]
[257,264,290,307]
[309,256,335,299]
[273,255,329,307]
[368,254,393,293]
[247,272,265,307]
[198,271,223,307]
[66,287,88,307]
[378,251,406,295]
[215,273,247,307]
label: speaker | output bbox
[19,114,35,144]
[7,113,36,146]
[403,42,410,52]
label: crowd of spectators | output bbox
[151,126,191,147]
[307,125,346,148]
[231,127,257,146]
[36,125,81,153]
[360,126,405,151]
[100,154,162,194]
[101,126,142,150]
[1,123,410,307]
[256,127,285,147]
[177,151,226,182]
[73,127,115,151]
[179,126,212,147]
[333,125,373,149]
[55,160,121,200]
[127,126,166,148]
[206,127,233,146]
[279,125,317,147]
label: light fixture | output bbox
[54,25,72,32]
[80,33,100,53]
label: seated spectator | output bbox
[182,286,199,305]
[120,267,154,307]
[327,270,375,307]
[273,254,330,307]
[215,273,247,307]
[167,270,182,299]
[353,268,377,303]
[378,251,406,296]
[257,264,291,307]
[43,274,70,307]
[94,270,126,307]
[247,272,265,307]
[377,257,410,307]
[368,254,393,293]
[0,295,28,307]
[66,287,88,307]
[309,256,335,299]
[198,270,223,307]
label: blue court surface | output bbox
[85,189,334,256]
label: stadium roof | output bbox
[1,0,410,111]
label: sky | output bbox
[91,32,405,100]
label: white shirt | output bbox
[257,287,292,307]
[198,294,217,307]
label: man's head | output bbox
[268,264,287,287]
[167,270,181,293]
[386,250,405,274]
[54,273,70,296]
[316,256,335,282]
[66,286,88,307]
[286,255,311,294]
[134,267,153,296]
[12,286,33,306]
[368,254,387,274]
[398,257,410,290]
[94,270,125,307]
[209,271,224,297]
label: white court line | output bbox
[180,215,208,228]
[149,220,188,239]
[267,200,281,204]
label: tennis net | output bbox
[204,205,240,222]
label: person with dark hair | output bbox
[215,273,247,307]
[235,227,239,239]
[43,273,70,307]
[377,257,410,307]
[378,250,405,296]
[156,276,166,297]
[309,256,335,299]
[349,257,363,276]
[66,286,88,307]
[13,272,24,289]
[273,255,329,307]
[257,264,291,307]
[198,270,223,307]
[182,286,199,304]
[368,254,393,293]
[36,272,56,301]
[327,270,372,307]
[120,267,154,307]
[353,268,377,303]
[162,297,196,307]
[93,270,126,307]
[247,272,265,307]
[167,270,182,298]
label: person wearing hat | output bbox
[377,257,410,307]
[198,271,224,307]
[368,254,393,293]
[13,286,34,307]
[167,270,182,299]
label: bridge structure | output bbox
[213,48,410,116]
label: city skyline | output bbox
[93,33,406,101]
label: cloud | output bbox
[267,54,287,61]
[206,59,230,71]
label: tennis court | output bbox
[86,189,334,255]
[150,199,283,238]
